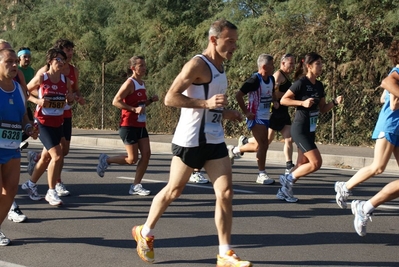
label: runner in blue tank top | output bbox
[335,40,399,209]
[0,48,37,246]
[346,40,399,237]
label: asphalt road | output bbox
[1,143,399,267]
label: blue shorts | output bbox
[246,119,269,131]
[373,131,399,147]
[0,148,21,164]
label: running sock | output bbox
[28,180,36,188]
[343,183,350,192]
[141,223,153,237]
[11,201,17,209]
[232,147,240,155]
[363,200,375,215]
[219,244,231,256]
[259,170,266,174]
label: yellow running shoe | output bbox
[216,250,252,267]
[132,225,154,263]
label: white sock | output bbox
[287,173,295,182]
[259,170,266,174]
[363,200,375,215]
[28,180,36,188]
[219,244,231,256]
[141,223,154,237]
[11,201,17,210]
[48,189,56,194]
[232,147,240,155]
[343,183,350,192]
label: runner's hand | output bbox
[206,94,227,109]
[302,98,314,108]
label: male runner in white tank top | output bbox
[132,19,252,267]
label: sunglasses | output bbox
[54,57,66,64]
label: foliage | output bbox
[1,0,399,145]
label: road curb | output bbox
[27,136,398,172]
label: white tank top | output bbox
[172,55,227,147]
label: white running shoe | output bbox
[19,141,29,151]
[56,182,70,197]
[45,190,63,206]
[96,153,109,177]
[227,145,239,165]
[237,135,248,156]
[129,184,151,196]
[335,181,352,209]
[27,150,39,176]
[21,181,42,201]
[256,173,275,185]
[351,200,372,236]
[8,206,27,223]
[189,172,209,184]
[0,230,10,246]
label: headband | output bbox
[17,50,31,57]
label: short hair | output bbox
[129,55,145,68]
[281,53,294,62]
[209,19,237,38]
[257,54,273,69]
[0,39,11,50]
[0,48,16,61]
[53,39,74,50]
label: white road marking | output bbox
[117,176,257,194]
[0,261,27,267]
[328,200,399,210]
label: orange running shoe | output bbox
[216,250,252,267]
[132,225,154,263]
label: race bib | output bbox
[257,96,272,120]
[0,120,22,149]
[309,110,319,132]
[204,109,223,138]
[42,95,66,116]
[43,100,66,109]
[137,103,146,122]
